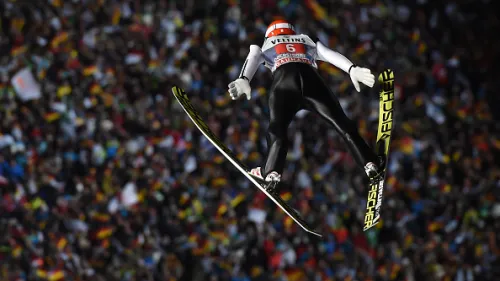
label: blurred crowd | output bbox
[1,0,499,281]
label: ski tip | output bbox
[171,85,184,93]
[378,69,394,83]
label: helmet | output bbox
[265,19,296,38]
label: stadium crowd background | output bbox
[1,0,499,281]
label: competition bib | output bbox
[261,34,318,72]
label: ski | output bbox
[363,69,395,231]
[171,86,322,237]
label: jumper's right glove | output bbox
[228,77,251,100]
[349,66,375,92]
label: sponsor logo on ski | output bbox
[363,178,385,230]
[379,86,394,139]
[364,182,378,229]
[374,179,384,220]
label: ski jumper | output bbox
[239,33,378,177]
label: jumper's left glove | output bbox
[349,66,375,92]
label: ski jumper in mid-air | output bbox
[228,19,383,186]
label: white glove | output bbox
[228,78,251,100]
[349,66,375,92]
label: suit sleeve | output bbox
[239,45,265,82]
[316,40,355,74]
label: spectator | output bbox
[0,0,498,281]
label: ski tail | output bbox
[363,69,395,231]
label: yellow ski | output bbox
[363,69,395,231]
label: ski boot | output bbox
[364,156,385,181]
[249,167,281,193]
